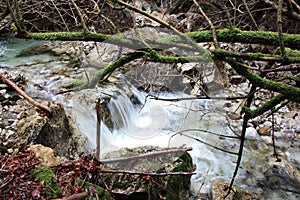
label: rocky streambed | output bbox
[0,37,299,200]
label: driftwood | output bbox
[0,73,52,117]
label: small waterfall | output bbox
[87,84,241,195]
[99,85,198,156]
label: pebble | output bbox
[5,130,15,139]
[17,111,27,119]
[263,121,273,127]
[261,136,272,144]
[274,131,284,138]
[7,148,13,154]
[245,127,258,139]
[258,125,271,135]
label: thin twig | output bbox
[115,0,208,54]
[168,131,238,155]
[148,94,249,101]
[241,0,258,30]
[61,191,89,200]
[277,0,286,57]
[196,164,211,197]
[69,0,89,32]
[192,0,219,48]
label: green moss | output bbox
[75,179,113,200]
[32,165,62,198]
[146,47,211,63]
[79,52,145,89]
[243,94,286,119]
[183,28,300,49]
[286,74,300,82]
[275,47,300,57]
[226,58,300,103]
[150,152,194,200]
[165,152,193,200]
[214,49,266,60]
[63,80,85,89]
[29,32,110,42]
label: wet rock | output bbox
[259,160,300,198]
[211,178,259,200]
[258,125,272,136]
[230,75,246,84]
[245,127,258,139]
[17,43,54,57]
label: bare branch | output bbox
[95,98,101,161]
[69,0,88,32]
[277,0,286,57]
[101,147,193,164]
[100,169,195,176]
[192,0,219,48]
[0,73,52,116]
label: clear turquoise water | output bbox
[0,37,53,68]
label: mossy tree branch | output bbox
[242,94,286,119]
[214,49,300,63]
[70,51,145,89]
[226,58,300,103]
[164,28,300,50]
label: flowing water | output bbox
[1,38,299,199]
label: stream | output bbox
[1,38,299,199]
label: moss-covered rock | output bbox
[101,146,195,199]
[32,165,62,199]
[75,179,114,200]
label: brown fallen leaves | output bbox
[0,150,45,200]
[0,150,104,200]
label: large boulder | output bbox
[15,101,87,160]
[101,145,195,200]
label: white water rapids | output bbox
[62,80,242,197]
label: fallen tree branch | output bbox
[226,58,300,103]
[100,169,195,176]
[80,51,145,89]
[101,147,192,164]
[213,49,300,63]
[0,73,52,116]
